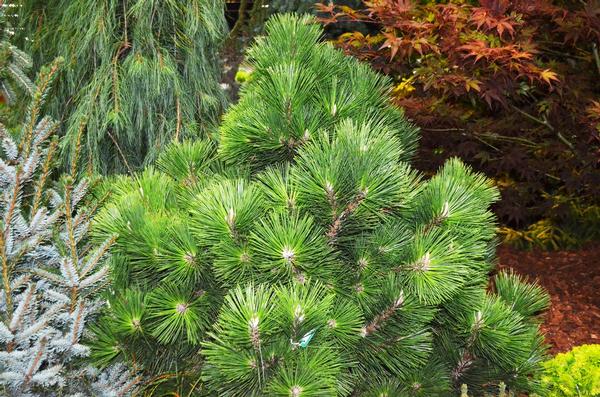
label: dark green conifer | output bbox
[91,15,549,396]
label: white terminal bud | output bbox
[414,252,431,272]
[176,303,188,314]
[325,181,334,195]
[226,207,236,226]
[294,304,305,324]
[440,201,450,218]
[394,291,405,308]
[357,257,368,269]
[249,315,259,330]
[291,385,303,397]
[282,246,295,263]
[473,310,484,331]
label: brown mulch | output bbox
[497,242,600,354]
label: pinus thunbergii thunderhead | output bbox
[15,0,228,174]
[91,14,549,396]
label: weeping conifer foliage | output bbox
[0,6,33,127]
[0,7,33,106]
[15,0,228,174]
[91,15,549,396]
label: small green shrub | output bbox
[541,344,600,397]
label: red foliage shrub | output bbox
[319,0,561,107]
[319,0,600,248]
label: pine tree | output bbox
[0,4,34,127]
[91,14,549,396]
[0,53,139,395]
[219,12,418,168]
[0,5,33,106]
[15,0,228,174]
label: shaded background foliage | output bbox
[318,0,600,249]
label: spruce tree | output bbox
[15,0,228,174]
[91,15,549,396]
[0,53,138,395]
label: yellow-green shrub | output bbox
[541,344,600,396]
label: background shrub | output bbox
[541,344,600,396]
[319,0,600,249]
[15,0,228,174]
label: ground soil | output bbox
[498,242,600,354]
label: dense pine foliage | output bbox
[15,0,228,174]
[90,15,549,396]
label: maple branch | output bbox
[510,105,576,153]
[592,42,600,77]
[422,128,503,151]
[423,127,540,149]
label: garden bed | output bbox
[499,243,600,354]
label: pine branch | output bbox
[21,59,61,157]
[1,171,21,318]
[422,201,450,235]
[22,336,48,388]
[70,301,84,345]
[64,183,79,266]
[107,129,134,175]
[70,121,85,179]
[362,292,404,337]
[9,283,36,334]
[326,189,367,243]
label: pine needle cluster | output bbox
[15,0,228,174]
[91,14,550,396]
[0,55,138,395]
